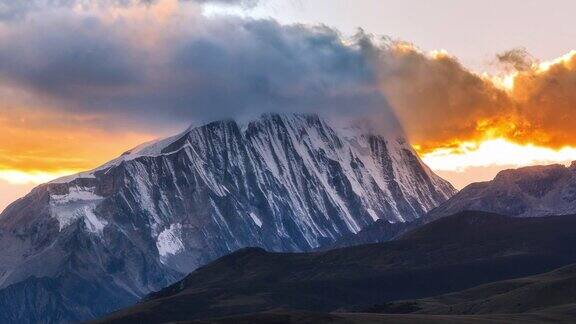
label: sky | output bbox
[1,0,576,211]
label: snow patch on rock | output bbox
[82,206,108,234]
[50,186,102,204]
[156,224,185,263]
[49,186,106,233]
[250,212,263,227]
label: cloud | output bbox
[192,0,259,7]
[0,2,407,183]
[368,40,513,151]
[1,0,576,168]
[0,1,396,134]
[0,0,151,20]
[496,47,535,72]
[0,106,154,176]
[0,0,255,21]
[372,42,576,152]
[511,52,576,148]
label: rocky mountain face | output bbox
[0,113,454,323]
[428,162,576,221]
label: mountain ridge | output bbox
[428,162,576,221]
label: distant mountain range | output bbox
[0,113,454,323]
[97,211,576,323]
[335,162,576,249]
[429,162,576,221]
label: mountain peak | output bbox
[50,113,409,185]
[0,111,455,322]
[493,163,567,181]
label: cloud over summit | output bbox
[1,0,576,160]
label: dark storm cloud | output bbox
[158,22,383,121]
[4,0,576,151]
[0,6,391,131]
[0,18,140,93]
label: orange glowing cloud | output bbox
[375,45,576,182]
[0,107,154,185]
[376,43,514,153]
[378,44,576,156]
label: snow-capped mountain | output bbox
[0,113,454,323]
[428,162,576,221]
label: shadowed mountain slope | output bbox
[97,211,576,323]
[371,263,576,316]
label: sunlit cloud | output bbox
[488,49,576,93]
[421,138,576,172]
[379,44,576,165]
[0,169,81,185]
[537,49,576,73]
[0,107,155,185]
[488,71,518,92]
